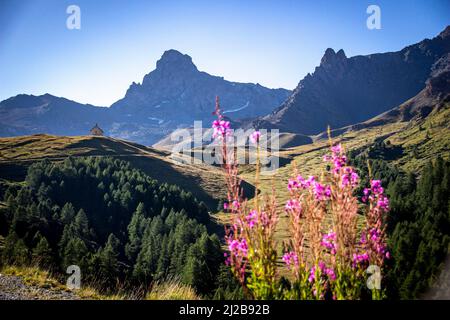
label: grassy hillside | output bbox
[0,134,233,208]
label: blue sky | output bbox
[0,0,448,106]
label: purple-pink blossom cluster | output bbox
[321,231,337,255]
[212,119,231,139]
[282,251,299,270]
[369,228,390,258]
[287,175,331,201]
[323,143,360,190]
[246,210,258,228]
[324,143,348,174]
[352,252,370,267]
[341,167,359,188]
[308,261,336,283]
[249,130,261,144]
[223,200,240,211]
[365,180,389,209]
[313,182,332,200]
[362,180,389,211]
[366,228,390,259]
[227,238,248,260]
[288,175,315,191]
[285,199,301,211]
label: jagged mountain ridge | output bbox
[111,50,290,120]
[252,26,450,135]
[2,26,449,146]
[313,52,450,140]
[0,94,111,137]
[0,50,290,145]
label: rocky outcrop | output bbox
[109,49,290,143]
[254,26,450,135]
[0,274,80,300]
[314,51,450,140]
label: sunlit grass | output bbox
[146,279,200,300]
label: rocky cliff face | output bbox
[253,26,450,134]
[110,49,290,129]
[312,50,450,141]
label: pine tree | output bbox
[74,209,90,239]
[61,237,88,270]
[125,203,147,262]
[183,244,208,294]
[13,238,30,266]
[2,230,20,265]
[32,233,53,268]
[98,233,121,284]
[60,202,76,223]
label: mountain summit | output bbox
[109,49,290,143]
[155,49,198,74]
[253,26,450,135]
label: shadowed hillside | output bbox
[0,134,253,208]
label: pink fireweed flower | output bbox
[296,175,307,188]
[326,267,336,281]
[282,251,299,270]
[341,167,359,188]
[223,202,229,210]
[232,200,240,209]
[362,187,370,202]
[331,144,342,155]
[228,239,239,252]
[370,180,383,194]
[321,231,337,255]
[352,252,369,267]
[290,175,315,190]
[312,182,332,201]
[323,143,349,174]
[212,119,231,139]
[369,228,380,242]
[285,199,300,211]
[308,261,336,283]
[306,175,316,187]
[238,239,248,256]
[287,178,299,191]
[246,210,258,228]
[249,130,261,144]
[377,195,389,210]
[228,238,248,258]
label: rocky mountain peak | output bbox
[320,48,347,67]
[256,26,449,136]
[155,49,198,73]
[438,25,450,40]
